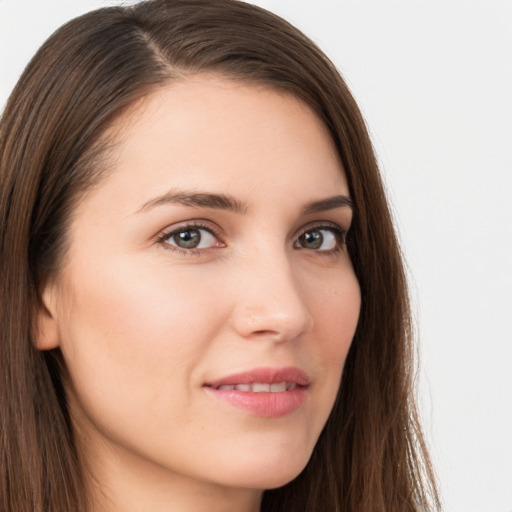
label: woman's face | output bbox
[40,77,360,505]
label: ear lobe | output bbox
[34,285,61,350]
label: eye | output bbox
[294,225,346,252]
[159,224,223,251]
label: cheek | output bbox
[63,254,221,345]
[57,258,227,427]
[310,266,360,351]
[306,269,361,404]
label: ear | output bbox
[34,284,61,350]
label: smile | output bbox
[204,367,309,417]
[213,382,298,392]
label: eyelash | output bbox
[295,222,347,255]
[156,221,223,256]
[156,221,348,256]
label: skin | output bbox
[37,76,361,512]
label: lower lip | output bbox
[204,387,307,418]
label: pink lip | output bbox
[204,366,309,418]
[205,366,310,388]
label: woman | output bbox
[0,0,440,511]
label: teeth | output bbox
[252,383,270,392]
[270,382,287,392]
[216,381,294,392]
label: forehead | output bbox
[80,76,348,214]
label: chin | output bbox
[224,466,307,491]
[210,445,312,491]
[255,466,307,491]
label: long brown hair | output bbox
[0,1,440,510]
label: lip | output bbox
[203,366,309,418]
[205,366,310,388]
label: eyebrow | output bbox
[302,195,354,214]
[138,190,248,214]
[137,189,353,215]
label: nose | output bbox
[229,251,314,343]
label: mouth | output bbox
[208,382,300,392]
[203,367,309,418]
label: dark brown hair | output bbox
[0,1,440,510]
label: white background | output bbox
[1,1,511,511]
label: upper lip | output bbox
[204,366,310,388]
